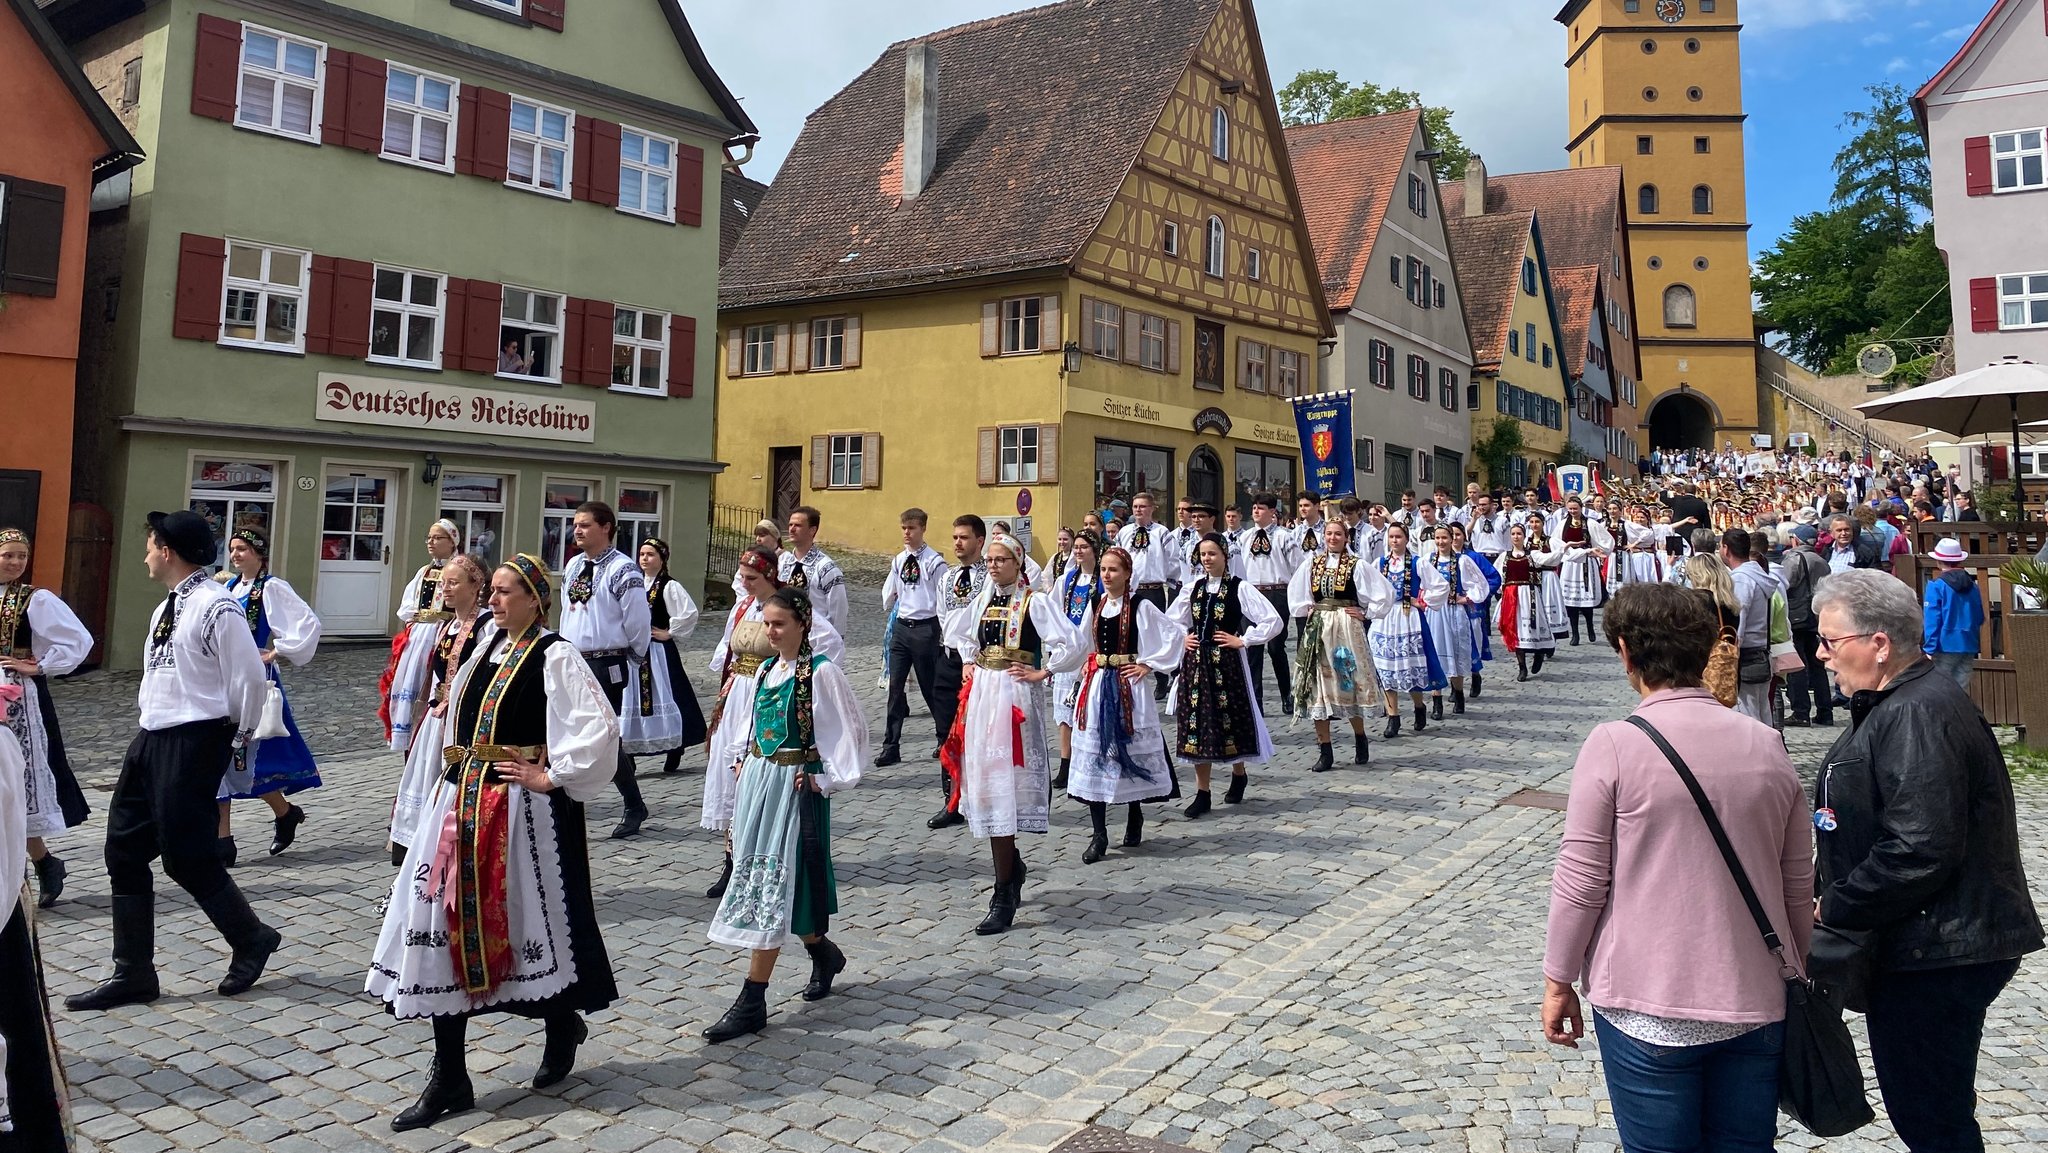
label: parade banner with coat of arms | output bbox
[1293,391,1356,499]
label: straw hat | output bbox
[1930,538,1969,564]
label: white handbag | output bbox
[253,682,289,740]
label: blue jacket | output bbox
[1923,569,1985,655]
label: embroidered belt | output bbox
[412,609,454,624]
[763,748,821,766]
[1099,654,1138,667]
[1311,599,1357,611]
[443,743,544,767]
[582,647,630,660]
[977,645,1038,670]
[1136,582,1169,590]
[732,653,768,676]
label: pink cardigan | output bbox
[1544,688,1815,1023]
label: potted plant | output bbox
[2002,556,2048,749]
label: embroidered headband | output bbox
[988,533,1023,560]
[0,528,27,547]
[642,536,671,563]
[506,553,553,613]
[232,528,270,557]
[736,549,778,581]
[431,518,461,541]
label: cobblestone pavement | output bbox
[38,585,2048,1153]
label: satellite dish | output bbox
[1857,343,1897,379]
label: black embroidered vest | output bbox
[452,632,565,752]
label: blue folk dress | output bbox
[218,574,322,799]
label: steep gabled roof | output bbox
[1440,166,1623,273]
[9,0,142,177]
[719,168,767,266]
[1549,264,1601,380]
[1444,210,1535,371]
[1283,110,1422,313]
[1911,0,2024,135]
[720,0,1225,309]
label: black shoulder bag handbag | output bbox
[1624,715,1875,1138]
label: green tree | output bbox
[1277,69,1470,180]
[1753,205,1886,368]
[1832,82,1931,246]
[1472,416,1526,490]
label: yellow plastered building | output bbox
[1447,211,1574,487]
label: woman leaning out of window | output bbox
[1540,582,1814,1152]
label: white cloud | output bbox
[1860,30,1892,45]
[1884,55,1911,73]
[1743,0,1871,31]
[1936,22,1975,39]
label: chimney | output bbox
[1464,153,1487,217]
[902,40,938,201]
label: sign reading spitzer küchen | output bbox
[315,374,598,443]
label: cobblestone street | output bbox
[37,584,2048,1153]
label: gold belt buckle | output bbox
[443,743,544,768]
[1099,653,1135,667]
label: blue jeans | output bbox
[1930,650,1974,690]
[1594,1012,1785,1153]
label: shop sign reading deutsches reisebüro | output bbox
[315,373,597,444]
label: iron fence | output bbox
[704,501,763,609]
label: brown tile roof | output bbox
[1440,166,1624,274]
[720,0,1227,309]
[1548,264,1600,380]
[1283,110,1421,313]
[1443,211,1534,371]
[720,169,768,266]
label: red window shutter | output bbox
[454,85,480,175]
[592,120,622,208]
[571,117,596,202]
[331,259,375,358]
[676,141,704,227]
[561,298,587,385]
[583,299,616,385]
[528,0,565,33]
[668,315,696,397]
[1969,277,2000,332]
[442,276,469,367]
[172,233,227,340]
[320,50,352,145]
[473,89,512,183]
[346,55,388,153]
[1964,136,1993,196]
[305,255,337,355]
[191,14,241,123]
[463,280,502,373]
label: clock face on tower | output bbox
[1656,0,1686,22]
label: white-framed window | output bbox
[539,478,594,573]
[236,24,322,141]
[439,472,507,569]
[1162,220,1180,256]
[810,316,848,369]
[1246,247,1262,281]
[1999,272,2048,329]
[1212,105,1230,161]
[498,286,564,380]
[1993,129,2047,193]
[827,434,864,489]
[382,65,457,170]
[1357,437,1376,474]
[611,305,668,393]
[742,323,776,375]
[1240,339,1267,393]
[471,0,522,10]
[220,241,308,351]
[1274,348,1301,398]
[369,266,444,368]
[618,126,676,221]
[1001,296,1043,354]
[507,96,572,197]
[1205,216,1225,277]
[616,483,665,552]
[1087,298,1121,359]
[189,457,285,565]
[999,425,1040,484]
[1136,313,1167,371]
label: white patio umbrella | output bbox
[1858,357,2048,504]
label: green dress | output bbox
[707,655,837,950]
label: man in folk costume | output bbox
[0,528,93,908]
[941,535,1085,935]
[1556,497,1613,646]
[779,507,849,638]
[67,512,280,1012]
[928,515,988,830]
[1466,494,1510,564]
[369,556,620,1131]
[877,509,949,769]
[1115,494,1176,701]
[558,501,652,839]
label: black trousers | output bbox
[1785,625,1832,722]
[883,617,944,750]
[1866,958,2022,1153]
[583,653,645,815]
[1133,585,1171,697]
[0,906,64,1152]
[1245,586,1292,709]
[932,651,965,745]
[104,719,236,901]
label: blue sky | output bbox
[689,0,1992,257]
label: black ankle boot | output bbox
[1223,772,1248,805]
[1430,696,1444,721]
[928,805,966,829]
[663,750,685,774]
[1533,650,1547,674]
[33,853,65,908]
[1354,733,1371,764]
[1471,672,1482,699]
[802,938,846,1001]
[1452,687,1466,715]
[1052,757,1069,791]
[532,1012,587,1089]
[217,836,238,869]
[269,804,305,856]
[196,883,282,995]
[390,843,407,867]
[1009,846,1028,902]
[1414,704,1428,732]
[1311,742,1333,773]
[975,883,1019,935]
[706,852,733,899]
[704,978,770,1041]
[1516,655,1529,683]
[1184,790,1211,819]
[1122,804,1144,847]
[1384,713,1401,738]
[64,894,159,1011]
[391,1058,475,1131]
[1083,804,1108,863]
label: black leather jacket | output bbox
[1814,660,2043,971]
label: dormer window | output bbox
[1212,106,1230,161]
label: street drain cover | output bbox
[1498,788,1568,810]
[1050,1125,1204,1153]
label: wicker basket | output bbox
[2010,611,2048,750]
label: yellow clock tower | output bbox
[1558,0,1756,448]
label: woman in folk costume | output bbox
[1067,547,1185,863]
[386,554,492,864]
[623,538,707,775]
[368,556,620,1132]
[1554,498,1613,646]
[0,711,74,1153]
[1168,533,1283,815]
[383,520,462,754]
[1496,523,1565,681]
[941,533,1084,936]
[0,529,91,909]
[701,588,868,1042]
[1524,518,1571,640]
[1450,522,1502,700]
[1288,519,1393,773]
[1048,530,1101,791]
[702,548,842,898]
[1608,505,1667,588]
[1368,524,1448,738]
[216,530,321,863]
[1425,525,1489,721]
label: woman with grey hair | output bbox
[1810,568,2042,1152]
